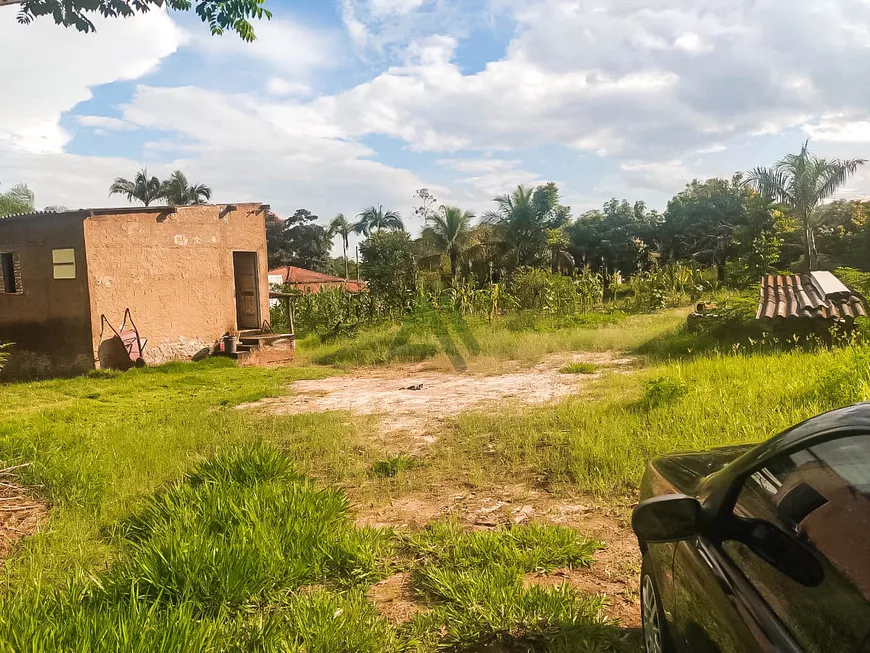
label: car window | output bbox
[723,433,870,653]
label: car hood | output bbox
[648,444,754,496]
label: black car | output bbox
[631,403,870,653]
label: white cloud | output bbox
[77,116,138,131]
[266,78,313,97]
[191,18,342,74]
[804,117,870,143]
[9,0,870,229]
[0,10,185,152]
[437,158,543,203]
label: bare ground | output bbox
[0,468,48,564]
[240,351,634,450]
[357,484,641,628]
[244,349,643,628]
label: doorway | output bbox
[233,252,260,329]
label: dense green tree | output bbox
[747,141,865,272]
[0,183,35,217]
[14,0,270,41]
[359,231,417,310]
[265,209,331,272]
[483,183,571,270]
[109,168,163,207]
[660,175,781,283]
[812,200,870,270]
[160,170,212,206]
[567,199,661,279]
[354,206,404,236]
[421,205,476,278]
[328,214,353,280]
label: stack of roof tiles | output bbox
[757,274,867,322]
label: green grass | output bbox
[432,344,870,495]
[559,362,598,375]
[369,455,422,478]
[4,305,869,650]
[0,445,629,652]
[297,308,688,371]
[0,359,343,586]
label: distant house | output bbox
[0,203,271,377]
[268,266,365,294]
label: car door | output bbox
[670,432,870,653]
[719,432,870,653]
[671,534,780,652]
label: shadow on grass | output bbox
[313,310,481,372]
[447,624,642,652]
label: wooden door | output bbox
[233,252,260,329]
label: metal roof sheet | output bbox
[757,274,867,322]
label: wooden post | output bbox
[284,297,295,336]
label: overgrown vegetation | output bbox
[0,441,628,652]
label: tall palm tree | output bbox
[109,168,163,206]
[483,185,542,268]
[328,213,353,280]
[161,170,212,205]
[747,141,866,272]
[354,205,404,236]
[421,205,476,278]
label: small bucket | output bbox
[223,335,238,355]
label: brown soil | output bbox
[240,352,633,450]
[0,469,48,563]
[367,572,422,624]
[355,485,641,628]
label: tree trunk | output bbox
[802,212,815,273]
[343,239,349,280]
[450,251,458,280]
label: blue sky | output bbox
[3,0,870,250]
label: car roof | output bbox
[728,402,870,478]
[772,402,870,447]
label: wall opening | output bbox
[233,251,260,330]
[1,253,19,294]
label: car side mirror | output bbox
[632,495,702,543]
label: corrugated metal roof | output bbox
[757,274,868,322]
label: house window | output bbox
[0,252,21,294]
[52,249,76,280]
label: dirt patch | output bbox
[240,352,633,450]
[0,467,48,562]
[354,486,641,628]
[367,572,422,624]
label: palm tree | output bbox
[483,185,541,268]
[421,205,476,278]
[747,141,866,272]
[328,213,353,280]
[109,168,163,206]
[161,170,212,205]
[354,205,404,236]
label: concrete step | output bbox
[238,333,294,346]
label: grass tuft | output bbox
[559,362,598,375]
[369,455,422,478]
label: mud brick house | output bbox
[0,203,270,378]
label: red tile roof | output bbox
[269,266,365,293]
[757,274,867,322]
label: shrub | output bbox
[369,455,421,478]
[642,375,689,408]
[835,267,870,298]
[559,362,597,375]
